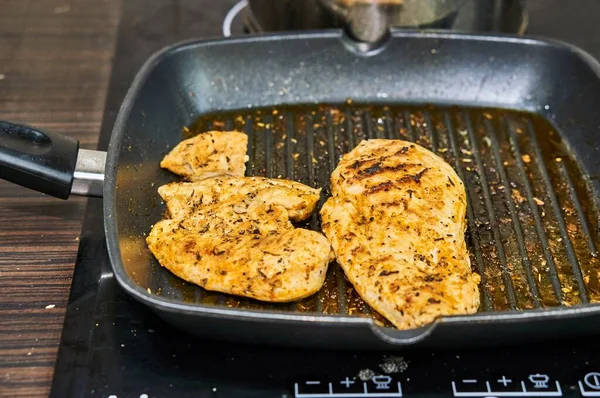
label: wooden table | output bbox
[0,1,120,396]
[2,1,600,396]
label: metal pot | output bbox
[320,0,468,42]
[246,0,528,38]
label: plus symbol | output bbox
[341,377,355,388]
[498,376,512,387]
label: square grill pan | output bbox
[106,31,600,348]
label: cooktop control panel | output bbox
[294,377,403,397]
[290,371,600,398]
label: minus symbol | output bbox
[306,381,321,385]
[463,379,478,383]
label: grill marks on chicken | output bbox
[321,139,480,329]
[160,130,249,180]
[147,176,332,302]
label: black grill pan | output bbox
[3,31,600,349]
[107,31,600,348]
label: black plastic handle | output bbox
[0,121,79,199]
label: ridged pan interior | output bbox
[152,104,600,327]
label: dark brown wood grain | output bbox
[0,1,120,396]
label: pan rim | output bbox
[104,30,600,345]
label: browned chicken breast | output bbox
[147,177,332,302]
[158,176,321,222]
[160,131,249,180]
[320,139,480,329]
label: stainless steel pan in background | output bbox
[245,0,528,40]
[1,30,600,349]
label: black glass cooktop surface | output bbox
[50,1,600,397]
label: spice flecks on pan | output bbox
[169,104,600,323]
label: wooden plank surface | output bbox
[0,0,120,396]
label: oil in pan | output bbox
[169,104,600,325]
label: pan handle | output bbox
[0,120,106,199]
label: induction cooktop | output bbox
[49,1,600,397]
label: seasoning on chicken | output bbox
[320,139,480,329]
[158,176,321,222]
[147,176,332,302]
[160,131,249,180]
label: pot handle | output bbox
[319,0,391,46]
[0,120,105,199]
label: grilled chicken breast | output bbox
[321,139,480,329]
[160,131,249,180]
[147,176,332,302]
[158,176,321,222]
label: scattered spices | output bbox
[522,154,531,163]
[533,197,545,206]
[512,189,526,203]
